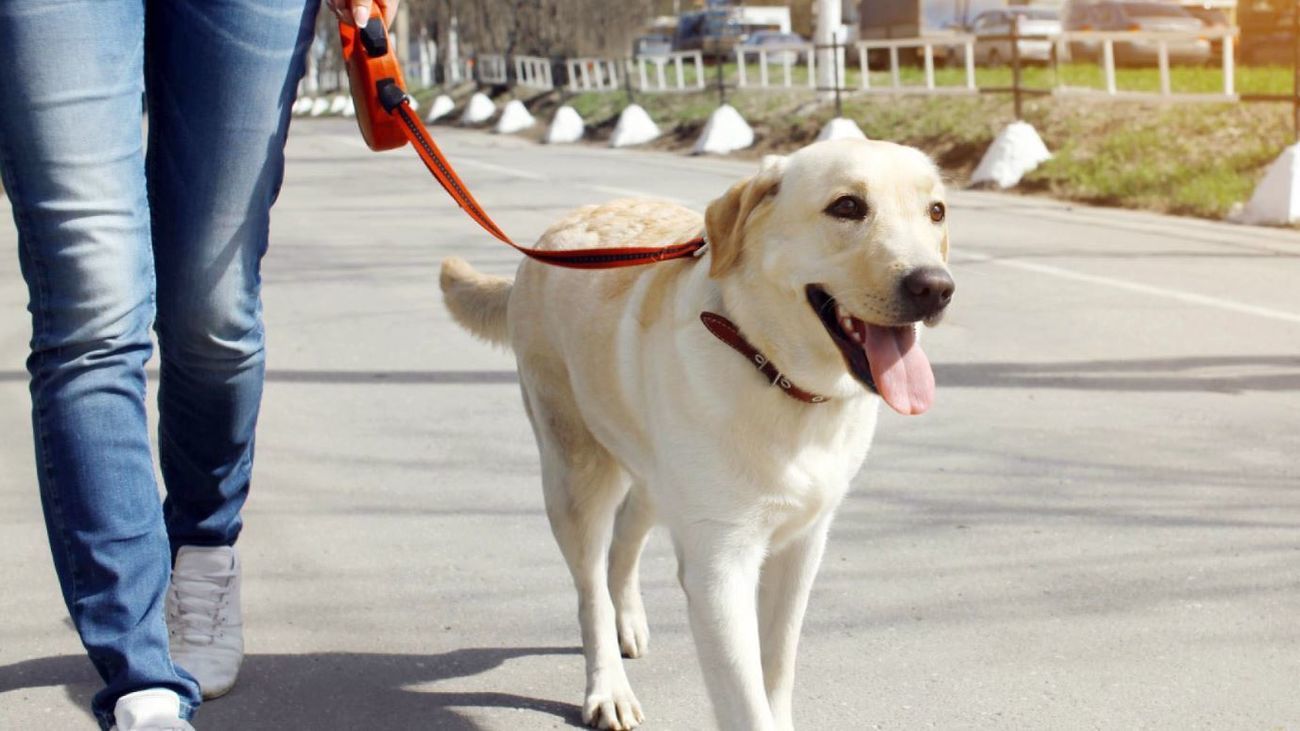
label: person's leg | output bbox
[0,1,201,728]
[145,0,318,552]
[144,0,318,699]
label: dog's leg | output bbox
[609,484,655,659]
[758,516,833,731]
[672,521,776,731]
[524,385,644,730]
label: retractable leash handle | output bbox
[340,1,408,151]
[339,13,705,269]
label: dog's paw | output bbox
[616,600,650,659]
[583,677,645,730]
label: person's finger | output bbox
[351,0,372,28]
[386,0,400,28]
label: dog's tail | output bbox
[439,257,513,348]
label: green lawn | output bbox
[709,61,1291,97]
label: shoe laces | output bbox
[167,560,236,645]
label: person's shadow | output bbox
[0,646,586,729]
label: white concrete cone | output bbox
[610,104,660,148]
[426,94,455,123]
[494,100,535,134]
[408,96,420,112]
[970,121,1052,189]
[328,94,348,114]
[459,92,496,125]
[544,105,585,144]
[1237,143,1300,225]
[292,97,312,116]
[816,117,868,142]
[342,97,356,118]
[309,97,330,117]
[692,104,754,155]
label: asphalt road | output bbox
[2,119,1299,731]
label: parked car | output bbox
[859,0,1040,66]
[859,0,1006,40]
[1239,0,1294,65]
[967,8,1062,66]
[633,34,673,59]
[1063,2,1212,65]
[738,31,809,64]
[674,9,745,58]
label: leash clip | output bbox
[692,234,710,258]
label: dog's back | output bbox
[439,198,701,354]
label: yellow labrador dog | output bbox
[439,139,954,731]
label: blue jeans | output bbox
[0,0,317,727]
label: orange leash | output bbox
[339,7,705,270]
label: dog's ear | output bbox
[704,161,784,278]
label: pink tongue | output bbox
[859,323,935,415]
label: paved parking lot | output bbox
[2,120,1298,729]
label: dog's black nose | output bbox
[901,267,955,317]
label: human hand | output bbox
[327,0,400,30]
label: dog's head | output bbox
[704,139,953,415]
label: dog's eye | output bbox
[826,195,868,221]
[929,202,946,223]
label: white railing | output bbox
[536,28,1237,101]
[515,55,554,91]
[477,53,509,85]
[1051,28,1237,99]
[735,45,817,89]
[855,37,979,94]
[633,51,706,93]
[566,57,622,92]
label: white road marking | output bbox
[959,251,1300,325]
[453,158,547,181]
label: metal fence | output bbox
[515,55,554,91]
[1054,27,1237,99]
[974,21,1240,122]
[476,54,509,86]
[566,57,623,92]
[855,38,979,95]
[735,45,817,90]
[447,21,1297,139]
[468,27,1242,102]
[633,51,707,93]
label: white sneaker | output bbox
[109,689,195,731]
[166,545,244,699]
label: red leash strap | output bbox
[382,90,705,270]
[341,8,704,270]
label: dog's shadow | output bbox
[0,646,586,730]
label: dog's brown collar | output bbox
[699,312,829,404]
